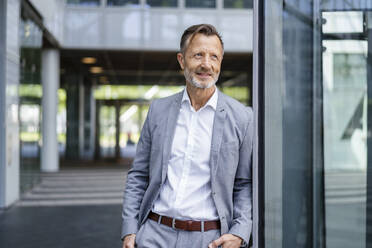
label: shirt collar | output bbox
[182,86,218,111]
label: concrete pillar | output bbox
[82,84,96,160]
[65,78,96,160]
[0,0,21,208]
[65,75,79,159]
[78,79,85,158]
[115,101,121,159]
[94,100,101,160]
[88,86,96,159]
[41,49,60,172]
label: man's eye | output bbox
[212,55,218,60]
[195,53,202,57]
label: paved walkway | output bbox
[0,166,129,248]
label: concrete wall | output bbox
[0,0,21,208]
[29,0,65,43]
[63,6,253,52]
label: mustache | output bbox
[195,69,212,74]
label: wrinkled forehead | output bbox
[185,34,224,54]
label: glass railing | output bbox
[66,0,253,9]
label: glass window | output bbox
[66,0,100,6]
[260,0,372,247]
[185,0,216,8]
[322,11,368,248]
[19,17,43,194]
[99,105,116,158]
[224,0,252,9]
[107,0,139,6]
[146,0,177,7]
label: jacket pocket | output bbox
[219,141,239,175]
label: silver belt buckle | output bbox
[172,218,176,229]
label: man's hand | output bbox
[208,234,243,248]
[122,234,136,248]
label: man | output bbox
[121,24,253,248]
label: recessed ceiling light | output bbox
[82,57,97,64]
[90,66,103,74]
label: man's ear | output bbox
[177,52,185,70]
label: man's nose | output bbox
[200,57,212,70]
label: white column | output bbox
[78,78,85,158]
[41,49,60,172]
[88,86,96,159]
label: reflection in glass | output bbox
[281,2,314,246]
[322,11,368,248]
[146,0,177,7]
[107,0,139,6]
[19,104,41,193]
[224,0,252,9]
[185,0,216,8]
[322,11,363,34]
[19,16,43,194]
[67,0,100,6]
[264,1,372,246]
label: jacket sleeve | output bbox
[227,107,254,247]
[121,102,154,240]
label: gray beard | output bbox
[184,68,218,89]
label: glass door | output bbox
[321,8,371,248]
[99,105,117,158]
[258,0,372,247]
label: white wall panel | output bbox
[64,7,253,52]
[29,0,65,43]
[0,0,20,208]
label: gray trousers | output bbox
[135,218,221,248]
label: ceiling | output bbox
[60,49,252,87]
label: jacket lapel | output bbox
[210,91,227,176]
[161,90,183,183]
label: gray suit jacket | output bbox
[121,89,253,245]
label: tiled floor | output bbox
[18,168,127,207]
[0,166,129,248]
[0,205,123,248]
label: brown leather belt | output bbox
[148,211,220,232]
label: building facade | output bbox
[0,0,253,207]
[1,0,372,247]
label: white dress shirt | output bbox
[152,87,219,221]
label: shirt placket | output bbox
[174,108,197,209]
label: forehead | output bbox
[186,34,223,53]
